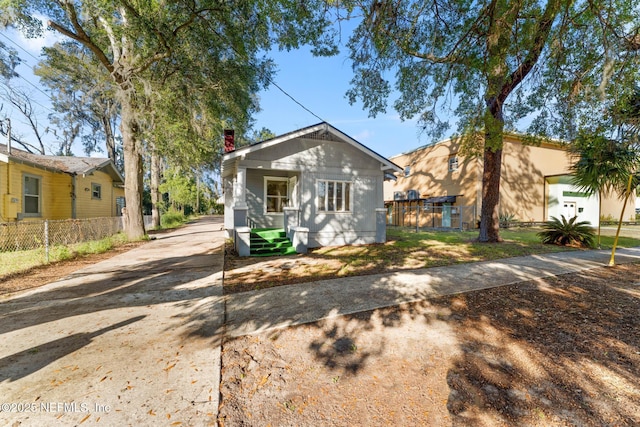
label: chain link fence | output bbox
[388,204,477,231]
[0,217,124,253]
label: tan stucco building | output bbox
[384,134,631,228]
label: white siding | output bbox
[232,135,387,247]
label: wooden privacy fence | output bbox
[0,217,124,254]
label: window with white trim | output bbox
[91,182,102,200]
[264,177,288,213]
[404,165,411,177]
[317,180,351,212]
[23,173,41,216]
[448,155,459,171]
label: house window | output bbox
[116,196,126,216]
[404,165,411,177]
[264,177,288,214]
[91,183,102,200]
[448,155,459,171]
[23,174,41,216]
[317,180,351,212]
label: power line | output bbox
[0,32,57,111]
[267,78,327,123]
[201,15,328,124]
[6,71,57,111]
[0,31,42,63]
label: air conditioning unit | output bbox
[407,189,419,200]
[393,191,405,201]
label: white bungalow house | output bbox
[222,122,402,256]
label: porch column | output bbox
[233,167,248,228]
[375,208,387,243]
[233,167,248,209]
[283,207,300,239]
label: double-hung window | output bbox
[91,183,102,200]
[448,155,459,172]
[264,177,288,214]
[23,174,41,216]
[317,180,351,212]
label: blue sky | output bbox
[253,45,429,159]
[1,21,438,160]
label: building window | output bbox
[404,165,411,177]
[448,155,459,171]
[317,180,351,212]
[264,177,288,213]
[91,183,102,200]
[23,174,41,216]
[116,196,126,216]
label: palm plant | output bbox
[606,87,640,265]
[570,131,636,247]
[537,215,595,248]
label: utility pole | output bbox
[5,118,10,155]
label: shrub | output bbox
[499,212,518,228]
[160,209,187,229]
[537,215,595,248]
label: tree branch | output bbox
[47,3,115,78]
[497,0,563,104]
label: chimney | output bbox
[224,129,235,153]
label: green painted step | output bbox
[249,228,296,257]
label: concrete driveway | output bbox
[0,216,225,426]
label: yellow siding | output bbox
[0,162,6,221]
[1,160,123,222]
[76,170,122,218]
[2,161,72,221]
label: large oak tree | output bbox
[344,0,639,242]
[2,0,336,239]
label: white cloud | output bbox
[11,14,63,56]
[352,129,373,142]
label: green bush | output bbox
[537,215,595,248]
[600,214,616,222]
[160,209,187,229]
[499,212,518,228]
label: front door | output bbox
[562,201,576,219]
[442,203,452,228]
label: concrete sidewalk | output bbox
[225,246,640,338]
[0,217,225,426]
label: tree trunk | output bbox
[150,150,162,229]
[102,110,117,164]
[478,146,503,242]
[120,93,146,239]
[478,96,505,243]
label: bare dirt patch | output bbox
[0,240,147,298]
[218,263,640,426]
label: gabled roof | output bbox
[0,143,124,184]
[222,122,402,175]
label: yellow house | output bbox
[1,143,124,222]
[385,134,630,228]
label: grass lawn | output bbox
[223,226,640,293]
[314,226,640,272]
[0,233,130,279]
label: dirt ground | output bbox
[218,263,640,426]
